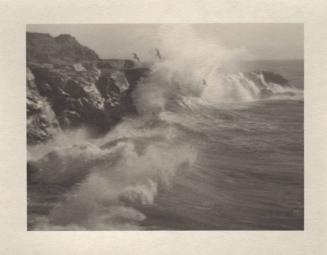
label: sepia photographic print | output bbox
[26,24,304,231]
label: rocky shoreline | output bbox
[27,32,149,145]
[27,32,291,145]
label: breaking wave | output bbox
[27,25,302,230]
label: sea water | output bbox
[27,59,303,230]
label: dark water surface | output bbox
[142,99,303,230]
[28,60,304,230]
[142,60,304,230]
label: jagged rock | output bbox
[27,68,59,144]
[244,71,289,88]
[97,59,135,69]
[65,79,89,98]
[243,70,290,99]
[27,32,99,64]
[72,63,86,72]
[260,71,289,86]
[26,32,149,144]
[59,110,82,127]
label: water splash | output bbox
[28,25,302,230]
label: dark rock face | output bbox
[243,71,290,99]
[244,71,289,88]
[27,33,290,145]
[27,67,59,144]
[27,32,149,145]
[260,71,289,86]
[27,32,99,64]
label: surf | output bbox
[27,25,303,230]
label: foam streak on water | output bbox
[27,25,303,230]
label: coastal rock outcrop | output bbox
[27,67,59,144]
[27,32,99,64]
[243,71,290,98]
[26,32,291,144]
[27,32,149,145]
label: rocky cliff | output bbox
[27,32,99,64]
[26,32,292,145]
[27,32,149,144]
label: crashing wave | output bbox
[205,70,302,102]
[27,25,303,230]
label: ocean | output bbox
[27,59,304,230]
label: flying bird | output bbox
[155,48,162,60]
[133,53,140,62]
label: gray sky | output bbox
[27,24,303,61]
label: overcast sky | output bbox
[27,24,303,61]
